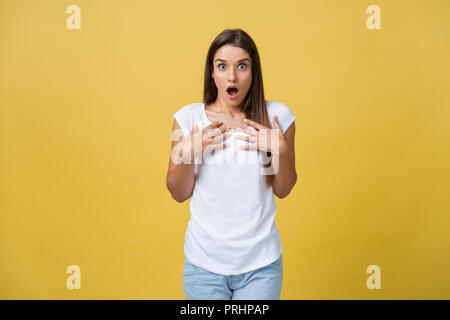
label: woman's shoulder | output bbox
[265,100,292,112]
[265,100,296,133]
[173,102,204,137]
[174,102,204,115]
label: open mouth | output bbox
[226,87,239,98]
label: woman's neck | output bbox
[211,96,243,118]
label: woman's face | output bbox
[212,44,252,107]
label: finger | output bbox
[239,143,258,151]
[205,126,231,141]
[235,134,256,143]
[272,115,281,130]
[243,118,266,130]
[205,123,229,139]
[210,132,231,144]
[203,123,224,138]
[190,123,198,134]
[204,127,221,140]
[213,142,229,151]
[204,131,229,145]
[235,127,257,136]
[204,120,223,132]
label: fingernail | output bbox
[244,119,248,122]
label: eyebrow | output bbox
[214,58,250,63]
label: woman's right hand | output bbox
[180,121,231,163]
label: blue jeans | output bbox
[182,254,283,300]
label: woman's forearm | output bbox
[271,147,297,198]
[166,161,196,203]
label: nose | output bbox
[227,68,237,82]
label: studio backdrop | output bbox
[1,0,449,299]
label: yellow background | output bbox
[1,0,449,299]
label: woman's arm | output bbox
[166,119,196,203]
[166,119,229,203]
[272,121,297,198]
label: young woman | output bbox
[166,29,297,300]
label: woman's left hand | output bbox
[235,115,287,155]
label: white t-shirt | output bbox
[173,100,296,275]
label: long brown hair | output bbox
[203,28,275,188]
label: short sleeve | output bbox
[270,102,296,134]
[173,104,193,138]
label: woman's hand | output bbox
[179,120,231,163]
[235,115,287,155]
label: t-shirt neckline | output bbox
[201,102,260,130]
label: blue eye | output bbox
[217,63,248,70]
